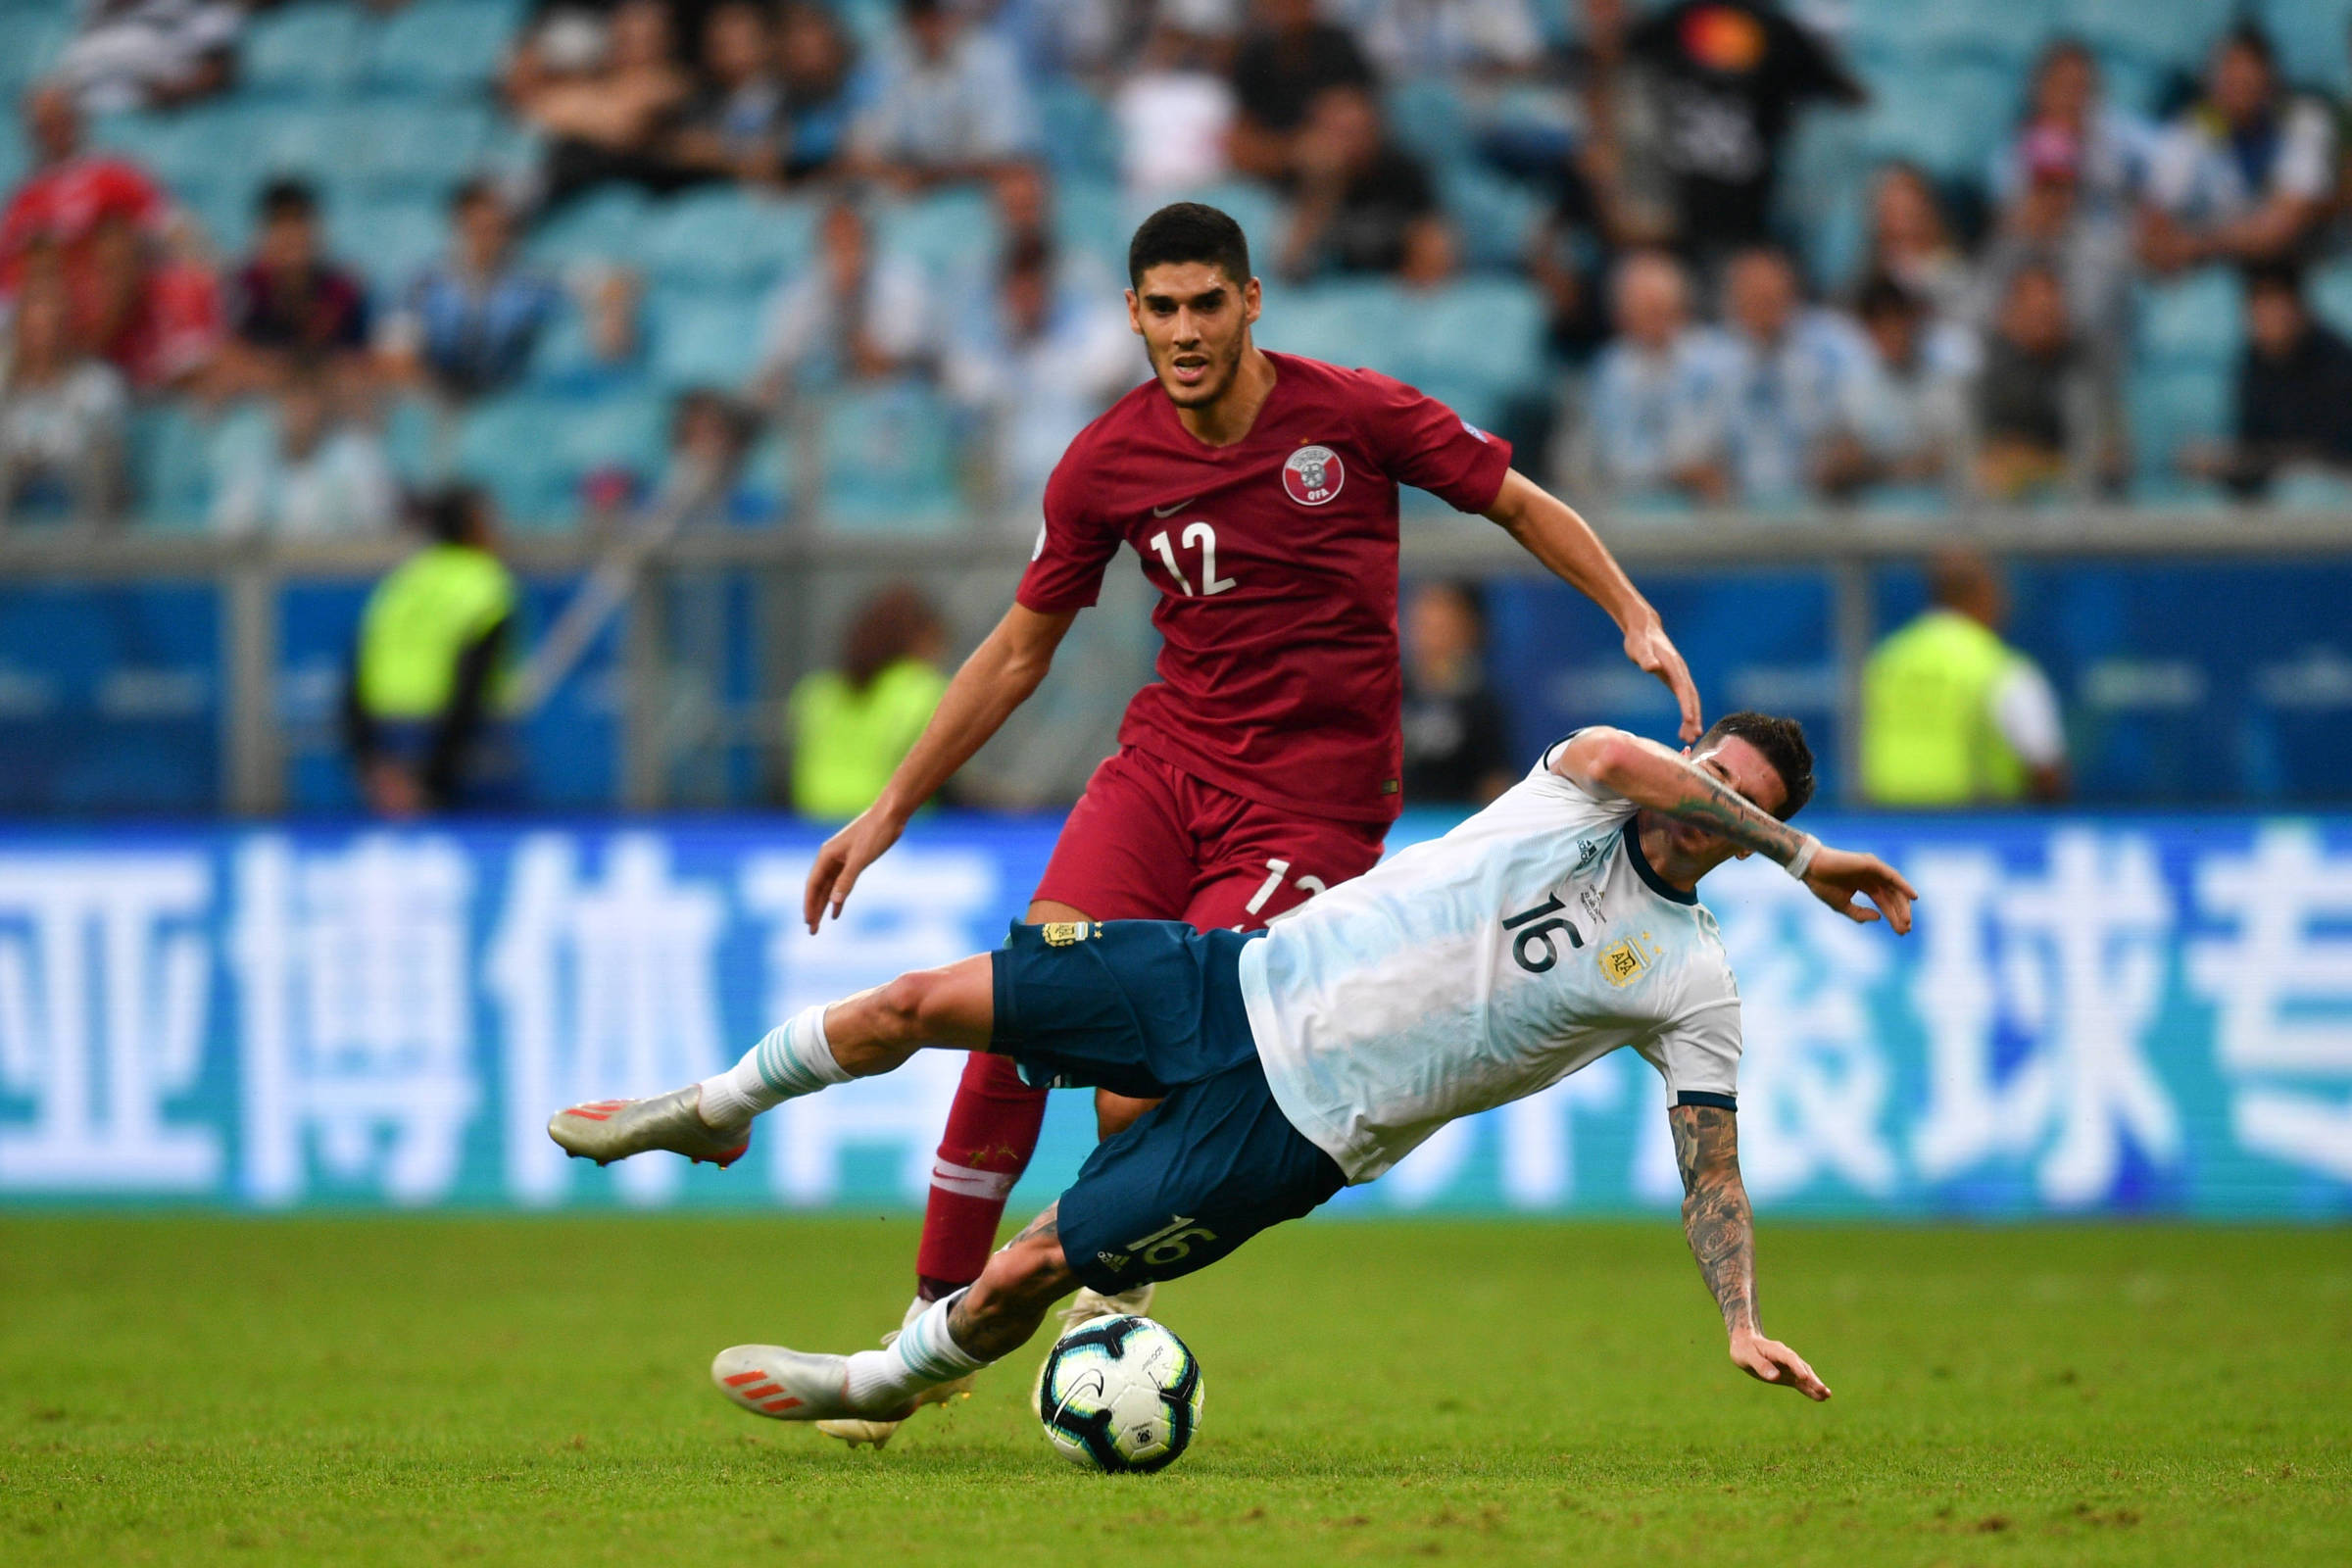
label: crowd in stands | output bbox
[4,0,2352,534]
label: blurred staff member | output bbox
[1399,579,1512,807]
[343,486,519,817]
[1861,548,2068,807]
[787,585,949,818]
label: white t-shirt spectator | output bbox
[0,361,125,517]
[754,256,937,389]
[2146,97,2335,226]
[853,28,1039,170]
[211,426,398,538]
[1852,319,1976,486]
[60,0,241,114]
[1115,70,1236,194]
[1335,0,1542,78]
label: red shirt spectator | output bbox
[0,84,170,301]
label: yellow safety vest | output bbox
[356,544,517,719]
[1859,609,2031,806]
[787,658,948,818]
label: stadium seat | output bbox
[1854,54,2020,181]
[1394,277,1544,400]
[330,198,448,295]
[1127,180,1284,270]
[341,101,497,197]
[1438,164,1542,272]
[368,0,528,97]
[815,383,965,533]
[738,427,800,522]
[1386,78,1471,169]
[1054,177,1129,279]
[874,187,1000,277]
[2125,364,2231,493]
[2065,0,2228,74]
[1259,280,1389,368]
[649,290,765,391]
[528,187,655,270]
[1035,80,1120,185]
[129,407,216,529]
[0,10,66,95]
[2311,260,2352,340]
[2135,268,2245,371]
[453,391,620,527]
[240,2,369,100]
[2256,0,2352,94]
[636,188,815,295]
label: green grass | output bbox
[2,1215,2347,1566]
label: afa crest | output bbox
[1043,921,1096,947]
[1598,937,1652,988]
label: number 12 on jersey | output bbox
[1502,893,1583,973]
[1148,521,1237,597]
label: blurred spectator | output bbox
[1829,275,1971,501]
[751,199,934,401]
[1861,548,2067,806]
[667,0,788,186]
[0,269,126,524]
[1990,38,2153,221]
[2140,23,2334,274]
[211,364,399,537]
[1276,86,1451,283]
[1973,264,2096,502]
[381,179,635,401]
[1859,164,1970,325]
[1337,0,1542,81]
[787,584,950,818]
[1115,0,1240,196]
[1399,580,1512,806]
[1226,0,1377,182]
[944,231,1135,511]
[772,2,863,184]
[849,0,1039,190]
[0,84,169,349]
[344,486,519,818]
[1568,248,1723,504]
[2186,263,2352,500]
[219,178,371,399]
[94,210,221,396]
[511,0,694,206]
[57,0,239,115]
[1622,0,1863,258]
[1974,125,2131,377]
[648,386,772,526]
[1691,244,1870,505]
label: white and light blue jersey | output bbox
[1237,740,1742,1184]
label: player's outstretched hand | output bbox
[802,807,906,933]
[1622,618,1702,742]
[1730,1327,1831,1400]
[1800,847,1916,934]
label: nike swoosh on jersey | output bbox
[1150,498,1196,517]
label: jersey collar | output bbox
[1620,817,1698,906]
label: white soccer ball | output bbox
[1035,1314,1204,1473]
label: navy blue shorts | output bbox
[990,919,1347,1294]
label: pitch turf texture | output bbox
[5,1216,2346,1567]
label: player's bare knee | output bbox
[872,970,936,1043]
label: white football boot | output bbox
[711,1345,912,1424]
[546,1086,750,1168]
[812,1297,976,1450]
[1030,1283,1158,1417]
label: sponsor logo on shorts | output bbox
[1096,1250,1131,1273]
[1282,444,1344,506]
[1043,921,1095,946]
[1598,937,1652,988]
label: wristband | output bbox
[1784,834,1821,881]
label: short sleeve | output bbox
[1639,997,1742,1107]
[1015,444,1120,612]
[1348,368,1513,512]
[2276,102,2335,201]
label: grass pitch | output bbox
[3,1215,2347,1567]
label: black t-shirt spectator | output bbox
[1979,337,2076,451]
[1232,23,1374,135]
[1627,0,1862,254]
[2232,320,2352,493]
[1322,145,1437,274]
[1401,676,1512,806]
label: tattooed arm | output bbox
[1670,1103,1830,1400]
[1553,726,1916,933]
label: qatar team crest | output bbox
[1282,445,1345,506]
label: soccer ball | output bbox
[1035,1314,1203,1473]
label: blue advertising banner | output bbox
[0,810,2346,1218]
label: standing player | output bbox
[795,203,1701,1444]
[551,713,1917,1419]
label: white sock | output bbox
[697,1004,850,1128]
[842,1290,992,1411]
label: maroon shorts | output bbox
[1032,747,1388,931]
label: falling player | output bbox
[551,714,1916,1422]
[796,203,1703,1445]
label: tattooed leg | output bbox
[951,1202,1080,1361]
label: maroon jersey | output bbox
[1018,352,1512,824]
